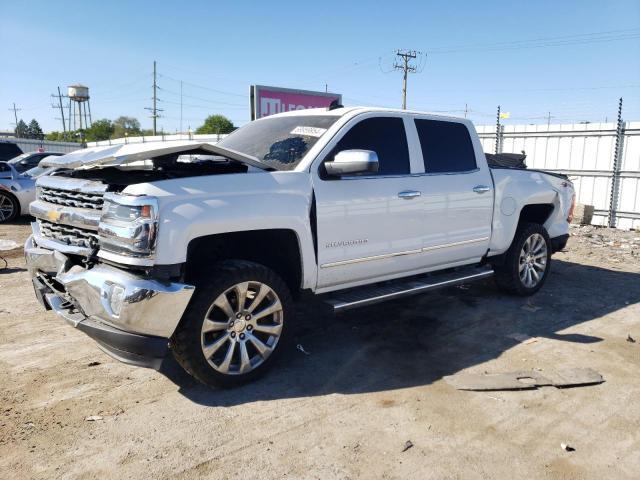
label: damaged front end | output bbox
[24,141,262,368]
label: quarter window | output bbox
[415,119,477,173]
[330,117,410,175]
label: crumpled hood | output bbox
[40,140,270,171]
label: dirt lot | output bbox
[1,221,639,480]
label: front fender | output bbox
[122,172,317,288]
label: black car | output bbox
[7,151,63,174]
[0,141,23,162]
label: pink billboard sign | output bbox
[251,85,342,120]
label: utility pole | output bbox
[9,103,21,133]
[464,103,469,118]
[180,80,183,134]
[393,50,418,109]
[145,60,162,135]
[495,105,501,154]
[51,87,67,135]
[546,111,553,127]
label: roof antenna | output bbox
[328,99,343,111]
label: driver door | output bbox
[312,115,425,291]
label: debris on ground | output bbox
[569,224,640,263]
[444,368,604,391]
[296,344,311,355]
[521,301,542,313]
[0,239,19,251]
[507,333,539,345]
[84,415,103,422]
[561,443,576,452]
[87,361,101,367]
[402,440,413,452]
[627,335,636,343]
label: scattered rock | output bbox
[87,361,101,367]
[402,440,413,452]
[627,334,636,343]
[521,302,542,313]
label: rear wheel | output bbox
[493,223,551,296]
[0,192,18,223]
[171,260,293,388]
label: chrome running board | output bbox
[324,266,494,312]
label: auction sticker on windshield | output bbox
[290,126,327,137]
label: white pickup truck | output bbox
[25,107,575,387]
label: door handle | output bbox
[398,190,421,199]
[473,185,491,194]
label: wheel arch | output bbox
[185,229,304,294]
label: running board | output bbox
[324,266,494,312]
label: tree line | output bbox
[16,114,236,143]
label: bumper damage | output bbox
[25,235,195,369]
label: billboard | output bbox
[250,85,342,120]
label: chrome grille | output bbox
[38,186,104,210]
[38,219,98,249]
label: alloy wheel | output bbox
[519,233,548,288]
[200,281,284,375]
[0,193,16,222]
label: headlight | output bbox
[98,193,159,261]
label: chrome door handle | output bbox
[473,185,491,194]
[398,190,421,199]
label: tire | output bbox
[0,191,19,223]
[493,222,552,296]
[171,260,293,388]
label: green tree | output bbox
[27,119,44,139]
[195,114,235,134]
[15,119,28,138]
[112,116,142,138]
[85,119,114,142]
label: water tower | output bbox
[67,84,92,130]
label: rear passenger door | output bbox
[412,118,493,266]
[312,115,425,291]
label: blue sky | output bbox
[1,0,639,133]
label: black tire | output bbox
[493,222,552,296]
[171,260,293,388]
[0,191,19,223]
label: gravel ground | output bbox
[1,221,639,480]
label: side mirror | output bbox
[324,150,379,177]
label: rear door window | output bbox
[415,119,477,173]
[330,117,410,175]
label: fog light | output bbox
[108,284,126,316]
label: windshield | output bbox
[7,153,30,164]
[218,115,339,170]
[22,165,52,178]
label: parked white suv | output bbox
[25,107,575,387]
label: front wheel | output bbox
[171,260,293,388]
[493,223,551,296]
[0,192,19,223]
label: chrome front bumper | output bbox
[25,235,195,368]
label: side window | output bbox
[415,119,477,173]
[330,117,410,175]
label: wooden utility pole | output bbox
[394,50,418,109]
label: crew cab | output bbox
[25,107,575,387]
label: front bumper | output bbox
[25,235,195,369]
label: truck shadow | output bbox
[159,259,639,406]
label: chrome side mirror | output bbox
[324,150,379,176]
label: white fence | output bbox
[13,138,81,154]
[477,121,640,230]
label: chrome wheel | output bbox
[200,281,284,375]
[519,233,548,288]
[0,193,16,222]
